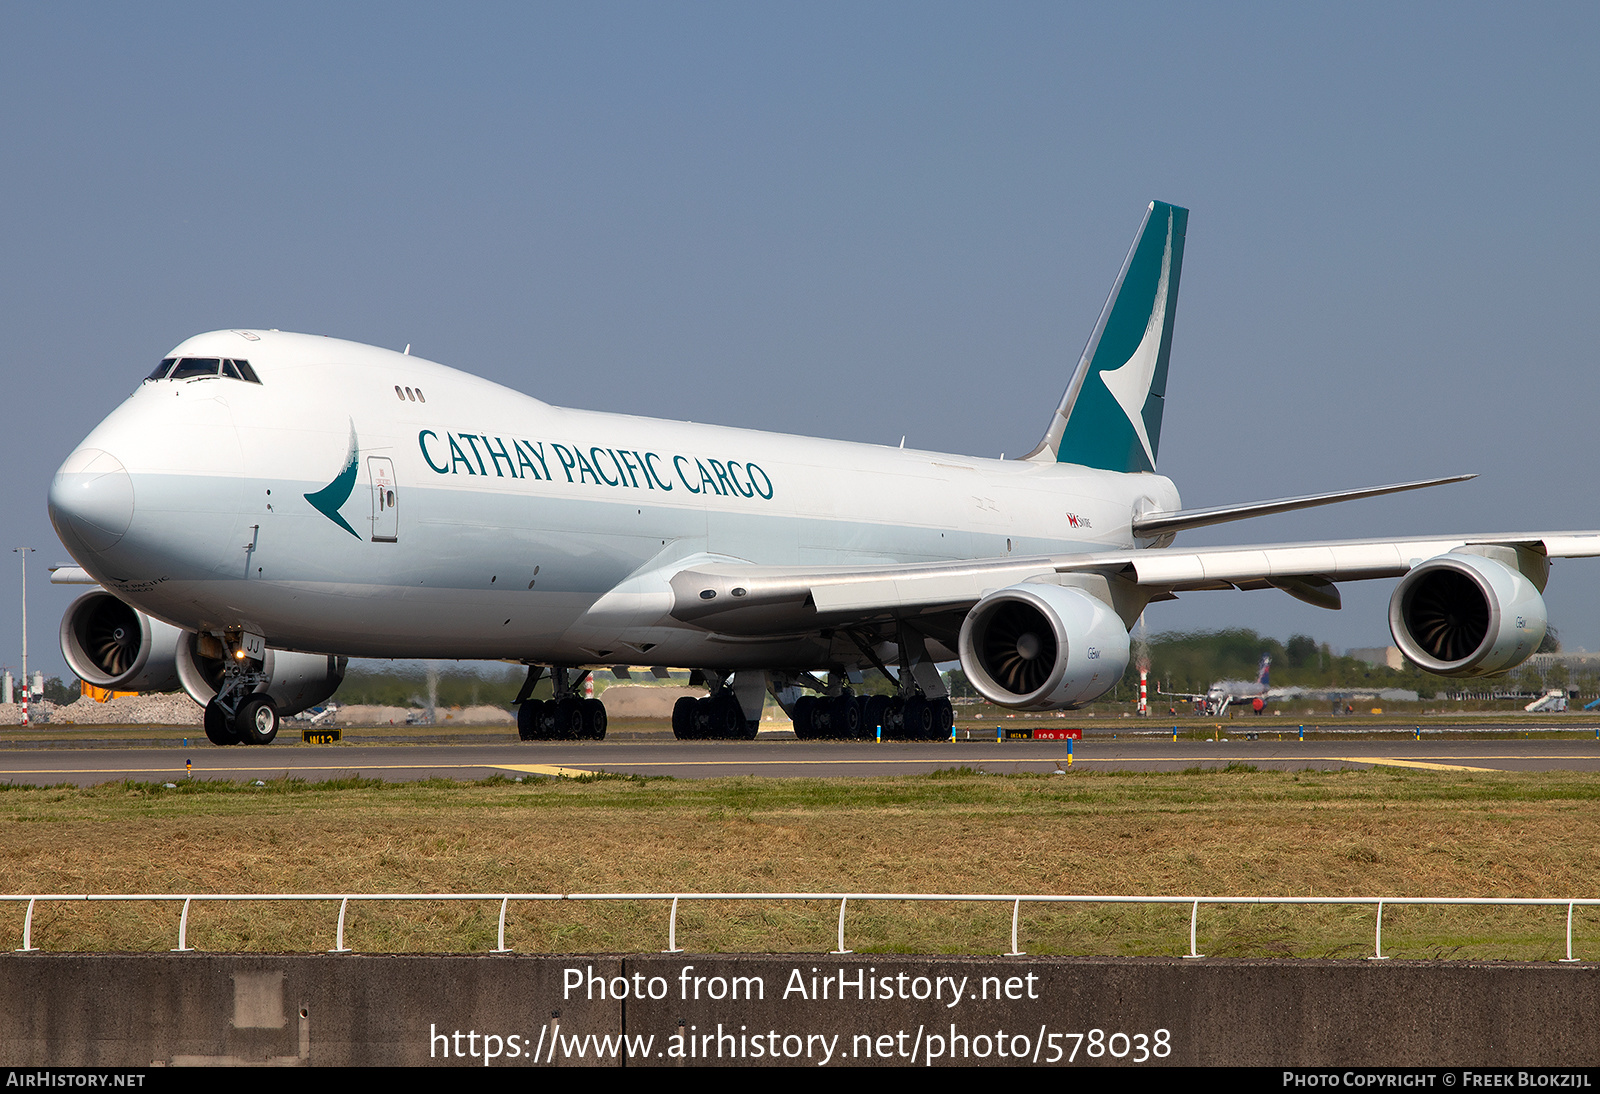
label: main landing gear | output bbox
[518,697,607,741]
[515,666,608,741]
[671,670,762,740]
[790,625,957,740]
[671,693,759,740]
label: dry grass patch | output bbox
[2,767,1599,956]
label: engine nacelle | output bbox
[957,582,1132,709]
[60,592,346,715]
[175,633,347,717]
[1389,552,1548,677]
[60,590,184,692]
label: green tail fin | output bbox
[1026,201,1188,473]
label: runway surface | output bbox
[4,729,1600,784]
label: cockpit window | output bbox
[170,357,221,380]
[148,357,262,384]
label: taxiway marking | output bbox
[495,763,603,779]
[1343,757,1499,773]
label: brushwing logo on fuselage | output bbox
[304,421,361,538]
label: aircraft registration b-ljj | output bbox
[48,201,1600,746]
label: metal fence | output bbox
[5,892,1597,961]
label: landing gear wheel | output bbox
[790,696,817,740]
[902,697,935,740]
[517,700,544,741]
[714,694,749,739]
[582,698,608,740]
[555,698,585,740]
[203,700,238,746]
[673,695,700,740]
[934,697,955,737]
[829,695,861,740]
[862,695,891,739]
[235,696,279,746]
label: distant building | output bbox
[1348,646,1404,670]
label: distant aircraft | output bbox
[48,201,1600,746]
[1163,657,1273,715]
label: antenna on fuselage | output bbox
[403,344,411,355]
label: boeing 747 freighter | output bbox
[48,202,1600,744]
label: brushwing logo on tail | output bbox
[304,421,361,538]
[1052,201,1187,474]
[1096,211,1174,470]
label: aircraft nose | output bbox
[49,448,135,555]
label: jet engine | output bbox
[60,590,184,692]
[1388,551,1548,677]
[61,591,345,716]
[175,633,347,717]
[957,581,1132,709]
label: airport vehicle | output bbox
[48,201,1600,746]
[1525,689,1568,713]
[1162,656,1274,715]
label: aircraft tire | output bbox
[203,700,239,746]
[236,696,279,746]
[902,698,935,740]
[791,696,816,740]
[517,700,542,741]
[582,698,607,740]
[673,695,700,740]
[934,698,955,738]
[862,695,891,739]
[708,694,744,739]
[830,695,861,740]
[881,698,907,740]
[554,698,585,740]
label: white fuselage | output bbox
[51,330,1179,669]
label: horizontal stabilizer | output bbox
[1131,475,1476,539]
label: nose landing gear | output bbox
[204,687,283,748]
[199,631,280,745]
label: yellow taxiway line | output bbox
[1341,757,1499,773]
[494,763,606,779]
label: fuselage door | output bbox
[368,456,398,542]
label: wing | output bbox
[565,530,1600,710]
[667,531,1600,634]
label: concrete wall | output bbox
[0,954,1594,1066]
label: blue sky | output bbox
[3,3,1597,678]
